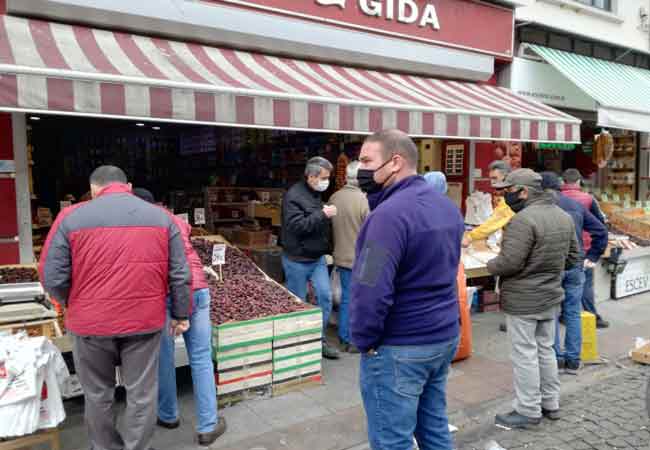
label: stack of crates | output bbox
[272,308,323,394]
[212,317,274,399]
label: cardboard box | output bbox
[234,229,272,247]
[632,344,650,365]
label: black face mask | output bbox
[358,158,394,194]
[504,189,526,213]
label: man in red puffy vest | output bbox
[561,169,609,329]
[40,166,192,450]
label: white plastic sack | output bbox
[331,267,342,307]
[465,192,493,226]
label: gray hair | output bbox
[346,161,361,187]
[89,165,127,187]
[488,160,511,177]
[305,156,333,177]
[562,168,582,185]
[364,129,418,168]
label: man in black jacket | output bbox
[281,156,340,359]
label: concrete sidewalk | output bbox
[56,293,650,450]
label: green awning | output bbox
[527,45,650,133]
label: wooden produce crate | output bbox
[0,318,62,339]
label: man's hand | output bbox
[462,235,472,248]
[584,259,597,269]
[170,319,190,336]
[323,205,338,218]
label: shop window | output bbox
[574,0,611,11]
[519,27,547,46]
[574,40,592,57]
[548,34,572,51]
[593,45,613,60]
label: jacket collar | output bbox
[560,184,581,193]
[96,183,132,198]
[300,180,320,198]
[525,190,555,207]
[367,175,421,210]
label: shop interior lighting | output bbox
[136,123,145,127]
[152,126,161,130]
[29,116,40,121]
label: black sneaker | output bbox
[157,418,180,429]
[322,342,340,359]
[499,323,507,333]
[495,411,541,429]
[596,318,610,329]
[557,359,566,373]
[542,408,561,420]
[197,417,227,447]
[565,360,582,375]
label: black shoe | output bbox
[499,323,507,333]
[596,318,610,329]
[341,342,360,354]
[557,359,566,373]
[198,417,227,447]
[565,360,582,375]
[542,408,561,420]
[322,342,340,359]
[495,411,541,429]
[157,418,180,429]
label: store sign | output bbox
[506,57,597,111]
[615,256,650,299]
[207,0,514,57]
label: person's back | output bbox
[495,192,577,315]
[41,183,191,336]
[330,184,368,270]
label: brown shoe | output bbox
[198,417,227,447]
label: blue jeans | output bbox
[554,267,586,364]
[158,288,218,433]
[581,267,600,320]
[282,255,332,334]
[337,267,352,344]
[360,338,459,450]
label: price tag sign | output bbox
[601,193,609,202]
[645,206,650,214]
[176,213,189,223]
[624,193,632,201]
[59,201,72,210]
[212,244,226,266]
[623,200,631,209]
[637,201,643,209]
[194,208,206,225]
[612,193,620,202]
[646,201,650,208]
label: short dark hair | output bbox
[89,165,127,186]
[133,188,155,203]
[563,168,582,185]
[540,171,561,191]
[364,129,418,168]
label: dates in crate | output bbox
[0,267,39,284]
[192,239,263,278]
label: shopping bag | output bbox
[331,267,342,307]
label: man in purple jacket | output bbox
[350,130,464,450]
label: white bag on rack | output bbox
[465,192,493,226]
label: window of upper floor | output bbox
[574,0,611,12]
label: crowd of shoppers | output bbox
[39,129,615,450]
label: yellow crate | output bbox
[580,312,599,362]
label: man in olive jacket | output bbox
[488,169,580,429]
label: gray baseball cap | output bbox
[493,168,542,190]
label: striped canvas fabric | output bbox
[0,15,580,142]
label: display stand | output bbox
[0,428,61,450]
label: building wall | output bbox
[516,0,650,53]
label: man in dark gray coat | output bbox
[488,169,580,429]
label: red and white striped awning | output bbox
[0,15,581,142]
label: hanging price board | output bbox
[636,201,643,209]
[194,208,206,225]
[212,244,226,266]
[601,193,609,202]
[623,200,631,209]
[612,193,620,202]
[176,213,189,224]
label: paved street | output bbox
[458,364,650,450]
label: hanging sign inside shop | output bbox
[205,0,514,57]
[59,201,72,211]
[194,208,206,225]
[176,213,190,224]
[537,143,576,151]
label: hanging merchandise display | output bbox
[593,130,614,169]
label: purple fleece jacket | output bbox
[350,175,463,353]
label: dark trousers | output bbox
[73,332,162,450]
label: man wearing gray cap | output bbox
[487,169,580,429]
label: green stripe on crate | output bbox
[215,316,275,330]
[273,308,322,320]
[217,337,274,352]
[273,348,321,363]
[217,349,273,362]
[273,327,322,340]
[273,359,321,374]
